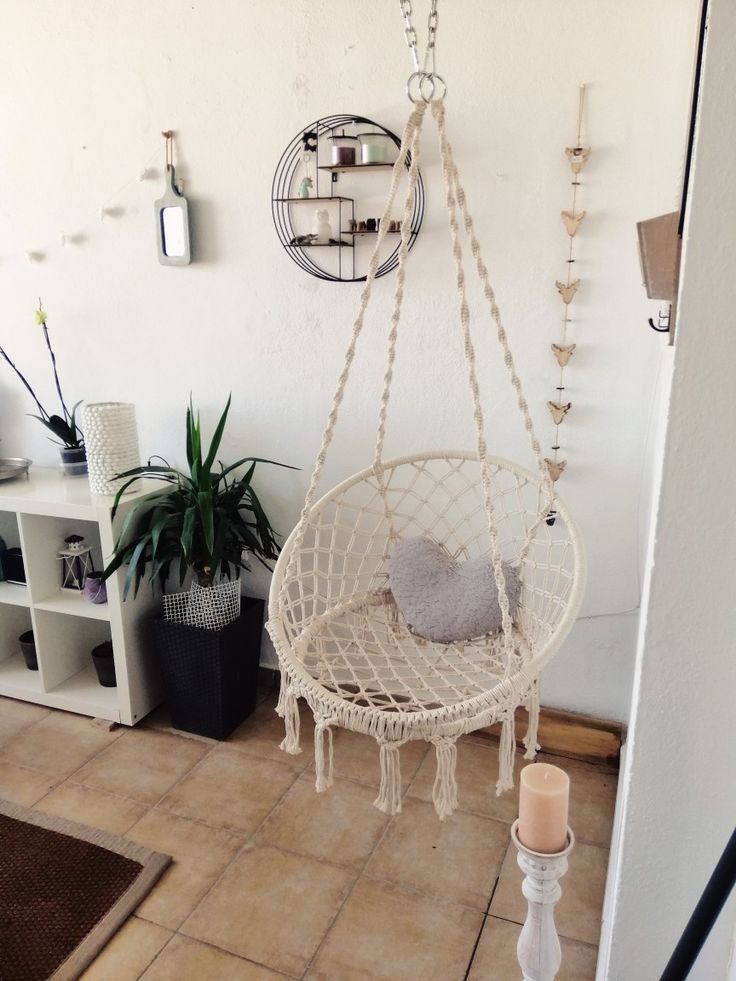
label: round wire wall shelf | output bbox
[271,114,425,283]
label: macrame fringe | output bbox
[277,684,302,755]
[496,712,516,796]
[524,681,541,760]
[314,718,335,792]
[373,741,403,815]
[432,738,459,820]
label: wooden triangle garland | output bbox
[555,280,580,304]
[551,343,576,367]
[561,210,586,237]
[565,146,591,174]
[544,458,567,482]
[547,401,572,425]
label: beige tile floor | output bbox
[0,691,617,980]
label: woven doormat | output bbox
[0,798,170,981]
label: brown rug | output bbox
[0,798,170,981]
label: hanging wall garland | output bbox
[546,85,590,493]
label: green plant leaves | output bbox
[102,397,295,596]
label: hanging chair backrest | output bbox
[274,451,579,667]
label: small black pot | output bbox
[5,548,26,585]
[91,641,117,687]
[60,446,87,477]
[19,630,37,671]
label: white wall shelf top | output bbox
[0,467,161,520]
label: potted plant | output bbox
[102,396,292,739]
[0,301,86,475]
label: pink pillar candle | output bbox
[518,762,570,854]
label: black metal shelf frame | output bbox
[271,114,425,283]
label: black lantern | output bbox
[58,535,94,590]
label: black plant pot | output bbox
[151,597,264,740]
[91,641,117,687]
[19,630,37,671]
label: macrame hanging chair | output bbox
[268,72,585,821]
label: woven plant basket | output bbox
[152,598,264,739]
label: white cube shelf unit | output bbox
[0,467,163,725]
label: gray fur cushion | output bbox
[389,536,521,644]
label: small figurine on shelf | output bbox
[298,175,313,199]
[312,209,332,245]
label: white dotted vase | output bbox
[82,402,140,495]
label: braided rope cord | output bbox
[430,103,556,554]
[277,102,428,618]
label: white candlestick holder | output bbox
[510,819,575,981]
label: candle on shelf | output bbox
[518,761,570,854]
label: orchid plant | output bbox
[0,301,84,448]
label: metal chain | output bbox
[400,0,445,103]
[400,0,420,72]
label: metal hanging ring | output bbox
[407,70,433,103]
[421,72,446,102]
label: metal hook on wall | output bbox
[648,304,672,333]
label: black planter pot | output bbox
[151,597,264,740]
[91,641,117,687]
[19,630,37,671]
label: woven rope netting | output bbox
[267,100,585,819]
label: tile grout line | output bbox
[298,742,439,979]
[463,873,502,981]
[172,749,311,951]
[138,931,299,980]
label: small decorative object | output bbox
[365,218,377,232]
[19,630,38,671]
[357,130,391,165]
[82,402,140,495]
[328,129,358,166]
[91,641,116,687]
[83,572,108,605]
[561,210,586,237]
[347,218,357,232]
[565,145,591,174]
[312,209,332,245]
[555,279,580,305]
[155,130,191,266]
[4,548,26,585]
[512,763,573,980]
[0,301,85,475]
[551,343,576,367]
[357,220,367,232]
[389,219,399,232]
[547,401,572,426]
[298,176,313,199]
[59,535,94,590]
[544,458,567,482]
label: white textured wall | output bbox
[600,0,736,975]
[0,0,699,721]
